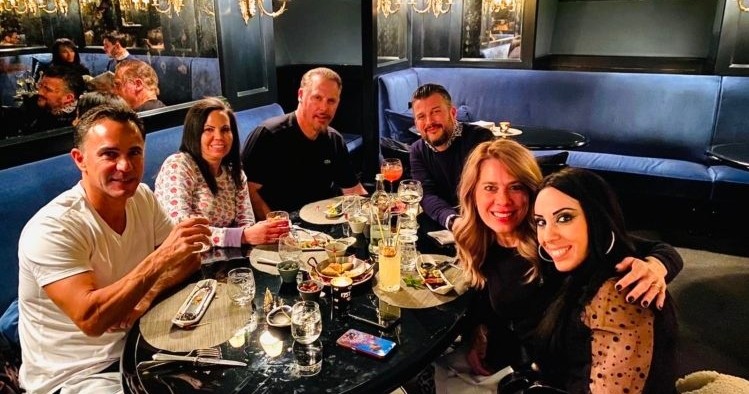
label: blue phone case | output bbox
[336,328,397,359]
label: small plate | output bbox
[266,305,292,327]
[295,230,334,251]
[490,126,523,137]
[172,279,217,328]
[417,255,455,295]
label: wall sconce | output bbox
[238,0,289,25]
[487,0,515,13]
[378,0,401,18]
[0,0,69,15]
[410,0,453,18]
[738,0,749,12]
[151,0,184,16]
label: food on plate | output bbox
[320,261,355,276]
[298,280,321,292]
[416,260,453,294]
[298,237,330,249]
[325,200,344,218]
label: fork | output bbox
[151,347,222,364]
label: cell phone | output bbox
[336,329,397,360]
[347,304,401,330]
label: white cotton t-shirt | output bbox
[17,182,173,394]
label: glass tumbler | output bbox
[398,234,418,273]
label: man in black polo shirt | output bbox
[240,67,367,219]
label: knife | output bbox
[256,257,281,266]
[152,353,247,367]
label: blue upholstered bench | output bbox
[376,67,749,205]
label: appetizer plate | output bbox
[172,279,217,328]
[416,255,455,295]
[295,230,334,251]
[299,197,348,225]
[307,256,374,287]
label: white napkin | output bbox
[428,230,455,245]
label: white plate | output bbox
[171,279,217,328]
[266,305,292,327]
[299,197,347,225]
[417,255,455,295]
[490,126,523,137]
[294,229,334,251]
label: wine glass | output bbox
[278,233,303,263]
[380,158,403,194]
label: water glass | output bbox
[398,234,418,273]
[378,237,401,292]
[291,301,322,345]
[396,212,419,236]
[266,210,291,227]
[278,233,303,262]
[227,267,256,306]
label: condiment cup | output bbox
[277,260,300,283]
[324,240,348,259]
[297,279,323,301]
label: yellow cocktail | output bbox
[378,238,401,292]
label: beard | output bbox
[424,120,455,148]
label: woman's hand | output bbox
[242,220,290,245]
[466,324,493,376]
[615,256,668,310]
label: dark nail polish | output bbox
[642,301,649,308]
[626,296,634,303]
[615,285,622,292]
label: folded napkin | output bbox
[428,230,455,245]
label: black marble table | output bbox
[121,216,468,394]
[707,143,749,171]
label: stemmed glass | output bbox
[380,158,403,194]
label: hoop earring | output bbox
[538,245,553,262]
[605,231,615,255]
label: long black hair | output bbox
[534,168,637,349]
[178,97,242,195]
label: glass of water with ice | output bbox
[291,301,322,345]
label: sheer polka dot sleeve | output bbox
[584,279,654,394]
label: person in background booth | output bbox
[0,65,85,137]
[240,67,367,219]
[73,91,127,127]
[36,38,91,82]
[102,30,131,73]
[17,104,211,394]
[409,83,493,232]
[533,167,678,393]
[113,59,165,112]
[437,139,682,392]
[155,97,290,246]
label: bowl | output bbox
[277,260,300,283]
[266,305,293,327]
[324,240,348,259]
[297,279,323,301]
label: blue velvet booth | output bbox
[377,67,749,205]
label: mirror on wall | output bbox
[463,0,523,60]
[1,0,220,139]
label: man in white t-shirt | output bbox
[17,104,211,394]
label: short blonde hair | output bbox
[116,59,160,95]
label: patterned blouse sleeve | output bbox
[584,280,655,394]
[234,169,256,227]
[154,153,199,225]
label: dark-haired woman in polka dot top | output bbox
[533,168,678,394]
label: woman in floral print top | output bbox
[155,97,289,247]
[533,168,677,394]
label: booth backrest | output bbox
[713,76,749,145]
[378,68,722,163]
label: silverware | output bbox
[256,257,280,266]
[151,354,247,367]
